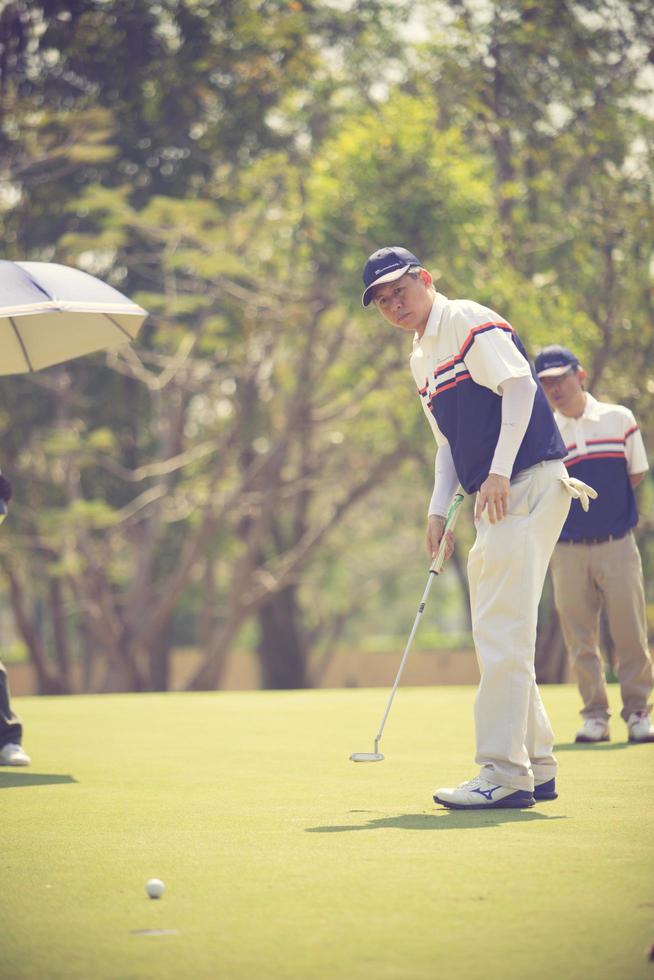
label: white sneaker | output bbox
[575,718,610,743]
[627,710,654,743]
[433,775,535,810]
[0,742,31,766]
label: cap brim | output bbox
[537,364,577,378]
[362,264,412,307]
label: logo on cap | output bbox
[534,345,579,378]
[361,246,421,307]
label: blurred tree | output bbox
[0,0,431,690]
[0,0,651,692]
[407,0,654,679]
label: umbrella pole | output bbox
[9,317,34,372]
[104,314,137,341]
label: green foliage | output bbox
[0,0,652,689]
[309,92,493,284]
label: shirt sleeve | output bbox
[452,303,532,394]
[428,442,460,517]
[489,374,537,477]
[624,412,649,474]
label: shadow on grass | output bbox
[0,772,77,790]
[554,741,630,752]
[306,810,566,833]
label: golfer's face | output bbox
[372,272,433,333]
[539,367,583,413]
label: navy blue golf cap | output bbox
[534,345,580,378]
[361,246,421,307]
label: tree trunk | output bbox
[148,630,171,691]
[257,584,308,689]
[49,578,72,692]
[185,611,242,690]
[3,565,69,694]
[99,631,147,692]
[199,558,217,651]
[79,615,98,693]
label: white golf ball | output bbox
[146,878,164,899]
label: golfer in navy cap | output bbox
[536,344,653,744]
[362,247,596,808]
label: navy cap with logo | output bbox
[534,345,580,378]
[361,246,421,307]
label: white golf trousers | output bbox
[467,459,570,792]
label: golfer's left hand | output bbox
[426,515,455,563]
[475,473,510,524]
[559,476,598,512]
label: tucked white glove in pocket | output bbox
[559,476,598,512]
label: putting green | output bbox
[2,685,653,979]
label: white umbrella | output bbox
[0,260,148,375]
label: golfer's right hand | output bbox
[426,515,454,563]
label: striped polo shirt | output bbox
[410,293,566,494]
[553,393,649,542]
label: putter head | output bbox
[350,752,384,763]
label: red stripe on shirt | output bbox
[459,321,513,359]
[434,353,463,376]
[432,322,515,377]
[566,452,625,468]
[432,372,472,397]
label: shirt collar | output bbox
[554,391,600,426]
[413,292,448,348]
[582,392,601,420]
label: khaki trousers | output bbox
[468,460,570,792]
[550,532,653,722]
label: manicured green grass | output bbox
[3,685,653,979]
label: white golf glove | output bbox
[559,476,598,512]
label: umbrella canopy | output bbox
[0,261,148,375]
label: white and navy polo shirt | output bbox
[410,293,566,494]
[553,393,649,542]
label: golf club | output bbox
[350,487,466,762]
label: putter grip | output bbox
[430,489,465,574]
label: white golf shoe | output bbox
[575,718,610,743]
[0,742,31,766]
[433,775,535,810]
[627,710,654,743]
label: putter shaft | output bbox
[358,489,466,760]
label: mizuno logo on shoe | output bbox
[472,784,502,801]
